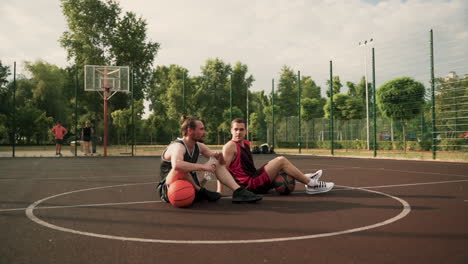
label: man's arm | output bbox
[169,143,214,173]
[199,143,225,165]
[222,141,236,169]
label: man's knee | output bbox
[275,156,288,164]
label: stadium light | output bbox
[359,38,373,150]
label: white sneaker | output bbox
[305,181,334,195]
[305,170,323,183]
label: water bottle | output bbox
[204,157,216,181]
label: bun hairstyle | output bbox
[180,115,200,136]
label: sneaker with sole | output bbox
[232,186,263,203]
[305,181,334,195]
[196,187,221,202]
[305,170,322,183]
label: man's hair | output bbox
[180,115,200,136]
[231,118,246,127]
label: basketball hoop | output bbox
[84,65,130,156]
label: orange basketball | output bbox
[273,172,295,195]
[167,180,195,208]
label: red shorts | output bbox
[244,166,273,194]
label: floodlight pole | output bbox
[359,38,373,150]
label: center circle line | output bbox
[25,182,411,244]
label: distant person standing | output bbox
[81,120,94,156]
[51,121,67,157]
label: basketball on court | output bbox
[273,172,295,195]
[167,180,195,207]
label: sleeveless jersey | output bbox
[228,140,263,185]
[160,138,200,186]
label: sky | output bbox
[1,0,467,106]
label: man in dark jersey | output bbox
[157,116,262,203]
[220,118,334,194]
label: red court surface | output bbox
[0,155,467,264]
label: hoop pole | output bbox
[103,67,108,157]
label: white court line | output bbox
[0,175,155,182]
[2,179,465,213]
[25,183,411,244]
[337,179,468,191]
[327,167,468,178]
[0,200,159,212]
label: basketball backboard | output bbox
[84,65,130,93]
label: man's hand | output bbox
[213,151,225,165]
[202,162,216,173]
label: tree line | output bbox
[1,0,466,148]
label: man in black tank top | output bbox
[157,116,262,204]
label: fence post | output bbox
[430,29,436,160]
[330,61,334,155]
[297,71,302,153]
[74,66,78,156]
[12,62,16,157]
[272,78,275,149]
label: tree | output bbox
[164,65,190,120]
[324,93,365,140]
[301,97,325,141]
[110,99,144,145]
[301,76,321,100]
[346,81,357,97]
[60,0,159,122]
[0,61,9,89]
[377,77,425,150]
[25,61,69,122]
[231,62,254,118]
[326,76,342,98]
[194,58,231,143]
[277,65,297,117]
[112,11,160,100]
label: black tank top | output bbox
[83,127,92,137]
[160,139,200,186]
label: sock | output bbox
[307,179,316,187]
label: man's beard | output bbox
[191,135,204,143]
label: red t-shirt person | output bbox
[51,124,67,140]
